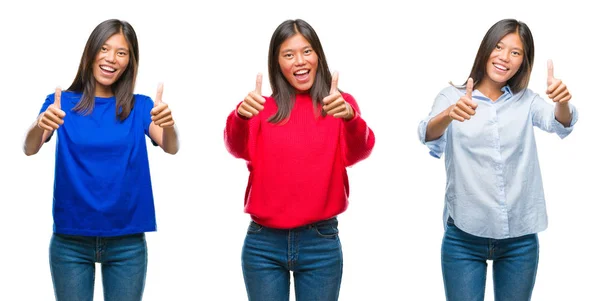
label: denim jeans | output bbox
[242,217,343,301]
[49,233,147,301]
[441,217,539,301]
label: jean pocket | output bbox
[313,222,339,238]
[247,221,264,234]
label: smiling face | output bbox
[277,33,319,93]
[92,32,130,97]
[480,32,524,91]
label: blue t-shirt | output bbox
[40,91,157,237]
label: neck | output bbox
[477,78,505,101]
[95,85,114,98]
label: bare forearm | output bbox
[23,118,50,156]
[425,107,453,142]
[161,126,179,154]
[555,103,572,127]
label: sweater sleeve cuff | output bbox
[341,103,369,140]
[343,102,360,123]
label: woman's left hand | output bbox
[546,59,571,104]
[151,83,175,128]
[323,72,354,120]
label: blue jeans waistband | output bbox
[252,217,338,231]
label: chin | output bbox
[299,82,315,92]
[488,74,508,85]
[98,80,115,87]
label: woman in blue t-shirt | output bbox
[23,19,179,300]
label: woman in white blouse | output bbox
[418,19,577,301]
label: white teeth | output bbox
[295,70,308,75]
[494,64,507,71]
[100,65,116,72]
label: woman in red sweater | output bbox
[224,19,375,300]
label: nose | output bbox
[499,49,510,62]
[105,51,116,63]
[294,54,305,66]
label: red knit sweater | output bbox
[224,93,375,229]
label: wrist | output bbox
[444,106,454,121]
[161,124,176,132]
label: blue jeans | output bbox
[441,217,539,301]
[49,233,147,301]
[242,218,343,301]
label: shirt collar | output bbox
[472,85,513,102]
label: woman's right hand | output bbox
[237,73,266,119]
[448,78,478,122]
[38,87,66,131]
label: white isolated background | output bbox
[1,0,597,300]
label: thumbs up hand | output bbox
[150,83,175,128]
[238,73,266,119]
[546,59,571,104]
[38,87,66,131]
[448,78,478,122]
[322,72,354,120]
